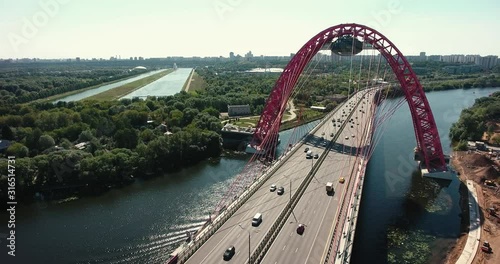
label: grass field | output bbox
[280,109,325,131]
[183,70,207,92]
[85,69,174,101]
[224,108,325,132]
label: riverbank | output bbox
[445,151,500,264]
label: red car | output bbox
[297,224,305,235]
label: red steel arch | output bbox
[251,23,447,171]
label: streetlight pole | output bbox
[238,224,251,263]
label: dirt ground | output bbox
[444,151,500,264]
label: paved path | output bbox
[184,68,195,92]
[456,180,481,264]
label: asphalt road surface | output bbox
[185,90,377,264]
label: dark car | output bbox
[304,147,309,152]
[223,246,235,261]
[277,187,285,195]
[314,154,319,159]
[297,224,305,235]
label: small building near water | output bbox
[228,105,251,117]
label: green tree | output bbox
[6,142,29,157]
[114,128,138,149]
[78,130,94,143]
[1,126,14,140]
[169,109,184,128]
[38,134,55,151]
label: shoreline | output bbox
[444,151,500,264]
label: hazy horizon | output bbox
[1,0,499,59]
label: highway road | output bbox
[260,90,377,264]
[185,89,376,264]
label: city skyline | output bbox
[0,0,499,59]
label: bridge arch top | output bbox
[252,23,446,170]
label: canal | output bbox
[120,68,193,99]
[1,87,498,264]
[55,70,165,103]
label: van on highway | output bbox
[252,213,262,226]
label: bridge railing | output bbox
[322,93,376,264]
[334,99,376,264]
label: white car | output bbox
[345,136,349,140]
[270,184,277,192]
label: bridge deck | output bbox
[185,90,377,264]
[261,91,377,264]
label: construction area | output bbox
[445,150,500,264]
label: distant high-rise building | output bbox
[130,57,133,60]
[229,52,235,59]
[139,57,144,60]
[76,57,80,62]
[427,55,441,62]
[465,55,480,64]
[419,52,426,61]
[134,57,138,61]
[476,55,498,69]
[245,51,253,59]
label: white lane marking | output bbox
[295,248,299,253]
[283,245,287,251]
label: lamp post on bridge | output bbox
[238,224,251,264]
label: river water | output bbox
[1,87,498,264]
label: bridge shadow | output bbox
[300,133,368,158]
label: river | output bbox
[1,87,498,264]
[352,87,499,264]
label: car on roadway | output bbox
[339,177,345,183]
[277,187,285,195]
[304,147,309,152]
[223,246,236,261]
[322,141,327,146]
[345,136,349,140]
[352,134,355,138]
[330,133,334,137]
[322,132,325,136]
[270,184,277,192]
[297,224,305,235]
[314,153,319,159]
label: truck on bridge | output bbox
[326,182,334,194]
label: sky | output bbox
[0,0,498,59]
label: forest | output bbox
[0,94,223,201]
[449,91,500,149]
